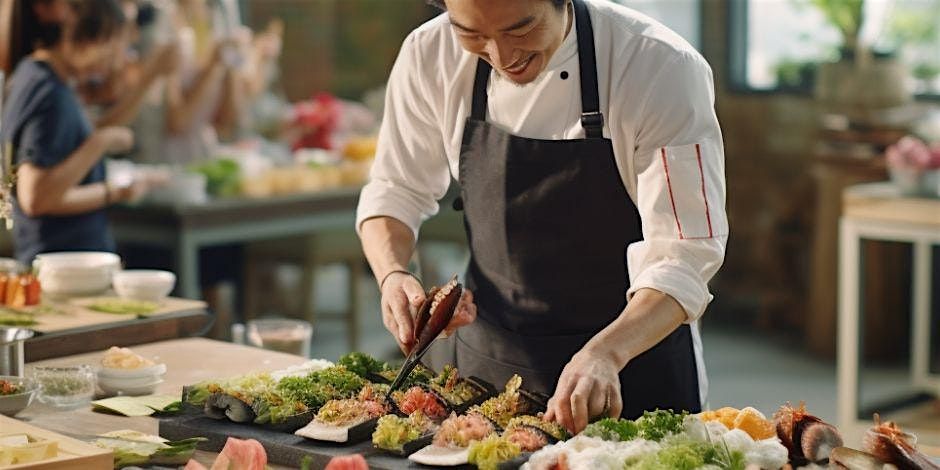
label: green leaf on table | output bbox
[86,298,158,315]
[0,307,37,326]
[134,394,181,413]
[94,433,207,468]
[93,397,158,416]
[92,395,181,416]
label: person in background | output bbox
[2,0,179,129]
[0,0,155,264]
[138,0,281,166]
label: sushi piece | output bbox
[205,393,255,423]
[392,386,450,420]
[372,411,438,455]
[502,415,569,451]
[471,375,544,428]
[468,434,522,470]
[409,412,498,466]
[429,366,495,412]
[294,386,390,443]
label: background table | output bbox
[837,182,940,445]
[24,297,210,361]
[19,338,306,469]
[109,188,362,301]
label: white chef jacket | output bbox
[356,0,727,405]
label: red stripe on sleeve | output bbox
[661,147,684,239]
[695,143,714,238]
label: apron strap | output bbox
[468,0,604,139]
[470,60,492,121]
[572,0,603,138]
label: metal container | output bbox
[0,327,35,377]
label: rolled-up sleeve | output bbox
[625,52,728,322]
[355,32,451,238]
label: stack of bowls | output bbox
[96,363,166,396]
[33,252,121,297]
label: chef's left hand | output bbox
[545,346,623,434]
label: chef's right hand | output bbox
[380,271,426,353]
[97,127,135,154]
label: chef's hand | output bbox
[545,347,623,434]
[380,271,426,353]
[380,271,478,354]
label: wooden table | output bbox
[109,188,362,301]
[23,297,211,361]
[837,182,940,445]
[18,338,307,469]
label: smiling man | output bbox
[357,0,728,434]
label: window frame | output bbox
[725,0,940,101]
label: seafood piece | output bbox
[470,375,540,428]
[504,415,570,451]
[372,411,438,454]
[433,412,497,448]
[324,454,368,470]
[183,437,267,470]
[387,277,463,394]
[392,386,449,420]
[413,277,462,353]
[863,414,940,470]
[205,393,255,423]
[773,402,843,466]
[429,365,490,408]
[294,386,390,443]
[410,411,499,467]
[413,286,440,341]
[830,446,897,470]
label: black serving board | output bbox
[159,412,484,469]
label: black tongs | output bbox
[386,276,462,394]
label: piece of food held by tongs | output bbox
[387,276,463,395]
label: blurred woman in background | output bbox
[0,0,153,263]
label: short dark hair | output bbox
[427,0,567,11]
[25,0,126,49]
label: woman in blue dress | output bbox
[1,0,149,263]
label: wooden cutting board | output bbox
[16,297,206,334]
[0,415,112,470]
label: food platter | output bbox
[155,278,940,469]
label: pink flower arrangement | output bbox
[885,136,940,170]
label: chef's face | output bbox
[445,0,570,85]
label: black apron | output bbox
[429,0,701,419]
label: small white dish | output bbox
[97,363,167,379]
[112,270,176,302]
[97,377,164,396]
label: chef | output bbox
[357,0,727,434]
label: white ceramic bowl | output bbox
[96,364,166,396]
[97,377,164,396]
[97,363,167,379]
[34,252,121,296]
[112,270,176,302]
